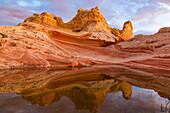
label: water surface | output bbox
[0,65,169,113]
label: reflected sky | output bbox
[0,84,169,113]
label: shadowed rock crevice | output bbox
[0,33,8,38]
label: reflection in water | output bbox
[18,75,132,113]
[0,65,169,113]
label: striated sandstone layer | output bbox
[19,6,133,42]
[0,24,170,69]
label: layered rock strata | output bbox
[0,6,169,69]
[0,24,169,69]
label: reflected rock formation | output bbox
[18,75,132,113]
[0,65,170,112]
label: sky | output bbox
[0,0,170,35]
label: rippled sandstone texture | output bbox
[0,6,169,69]
[0,24,170,69]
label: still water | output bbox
[0,65,169,113]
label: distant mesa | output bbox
[19,6,133,41]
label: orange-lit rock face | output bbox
[121,21,133,41]
[24,12,64,28]
[22,6,110,33]
[110,21,133,41]
[20,6,133,42]
[69,6,110,33]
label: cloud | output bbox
[129,0,170,35]
[158,2,170,10]
[16,1,28,7]
[0,2,33,25]
[100,0,170,35]
[1,8,31,19]
[0,0,169,35]
[16,0,42,7]
[155,0,170,5]
[0,17,19,26]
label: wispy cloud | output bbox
[158,2,170,10]
[16,1,28,7]
[0,0,169,35]
[16,0,42,7]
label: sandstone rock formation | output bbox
[22,6,110,32]
[19,6,133,42]
[110,21,133,41]
[158,27,170,33]
[0,6,169,69]
[23,12,64,28]
[121,21,133,40]
[0,24,169,69]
